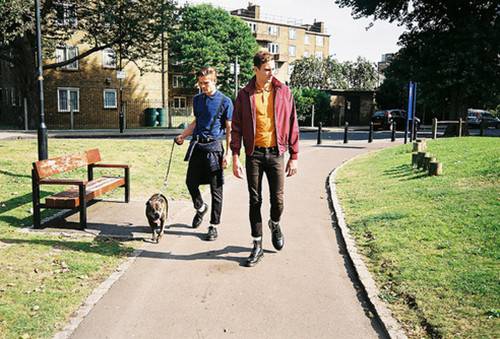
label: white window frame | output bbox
[288,45,296,57]
[55,2,77,27]
[172,96,186,109]
[304,50,310,57]
[248,22,257,33]
[103,89,117,109]
[57,87,80,112]
[268,43,279,54]
[268,25,279,36]
[102,48,116,69]
[289,28,296,40]
[305,35,310,45]
[316,35,324,47]
[172,75,184,88]
[56,46,79,70]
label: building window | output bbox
[305,35,310,45]
[103,89,117,109]
[289,28,296,40]
[102,48,116,69]
[172,75,184,88]
[288,45,296,57]
[316,35,323,47]
[304,50,310,57]
[267,43,279,54]
[268,25,279,36]
[55,46,79,70]
[55,2,77,27]
[57,87,79,112]
[248,22,257,33]
[315,51,323,60]
[172,97,186,109]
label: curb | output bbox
[52,248,143,339]
[327,155,408,339]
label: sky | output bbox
[178,0,406,63]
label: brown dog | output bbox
[145,193,168,243]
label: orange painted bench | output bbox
[31,148,130,229]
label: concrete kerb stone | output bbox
[328,155,408,339]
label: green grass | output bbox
[336,137,500,338]
[0,138,189,339]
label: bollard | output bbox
[480,120,485,136]
[368,122,373,143]
[317,122,322,145]
[458,118,463,137]
[391,120,396,142]
[343,122,349,144]
[432,118,438,139]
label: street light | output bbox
[35,0,48,160]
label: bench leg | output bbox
[79,184,87,229]
[125,167,130,203]
[32,170,41,229]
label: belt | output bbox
[254,146,278,152]
[193,135,216,143]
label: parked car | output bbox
[467,109,500,129]
[371,109,420,131]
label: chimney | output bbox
[248,3,260,19]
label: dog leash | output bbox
[159,140,176,193]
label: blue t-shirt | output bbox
[193,91,233,140]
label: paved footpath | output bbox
[69,138,401,339]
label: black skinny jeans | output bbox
[186,147,223,225]
[245,148,285,237]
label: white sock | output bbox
[253,236,262,242]
[210,224,217,230]
[197,204,207,213]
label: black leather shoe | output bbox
[245,239,264,267]
[269,220,284,251]
[192,203,208,228]
[206,226,218,241]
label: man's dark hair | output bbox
[196,67,217,81]
[253,50,274,69]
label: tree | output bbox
[292,87,332,125]
[169,4,259,96]
[0,0,177,128]
[290,56,377,90]
[335,0,500,118]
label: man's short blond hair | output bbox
[196,67,217,81]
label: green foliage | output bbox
[336,0,500,119]
[292,87,332,125]
[290,56,377,90]
[336,137,500,338]
[170,4,259,95]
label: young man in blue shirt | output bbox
[175,67,233,241]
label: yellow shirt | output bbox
[254,83,277,147]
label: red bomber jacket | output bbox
[230,76,299,160]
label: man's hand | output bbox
[222,154,231,169]
[285,159,298,177]
[174,134,184,145]
[232,155,244,179]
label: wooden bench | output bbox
[31,148,130,229]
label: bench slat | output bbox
[45,176,125,209]
[33,148,101,179]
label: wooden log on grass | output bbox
[412,139,427,153]
[423,155,435,171]
[411,152,419,167]
[429,161,443,176]
[417,152,428,169]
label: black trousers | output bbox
[186,147,223,225]
[245,148,285,237]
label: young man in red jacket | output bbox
[231,50,299,267]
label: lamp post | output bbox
[35,0,48,160]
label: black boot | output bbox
[246,239,263,267]
[268,220,284,251]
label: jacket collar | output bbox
[243,76,283,93]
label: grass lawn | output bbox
[0,138,188,339]
[335,137,499,338]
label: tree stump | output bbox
[411,153,419,167]
[417,152,428,169]
[429,161,443,176]
[423,155,434,171]
[412,139,427,153]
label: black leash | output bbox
[159,140,176,193]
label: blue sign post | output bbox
[405,81,416,144]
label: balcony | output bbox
[254,32,278,42]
